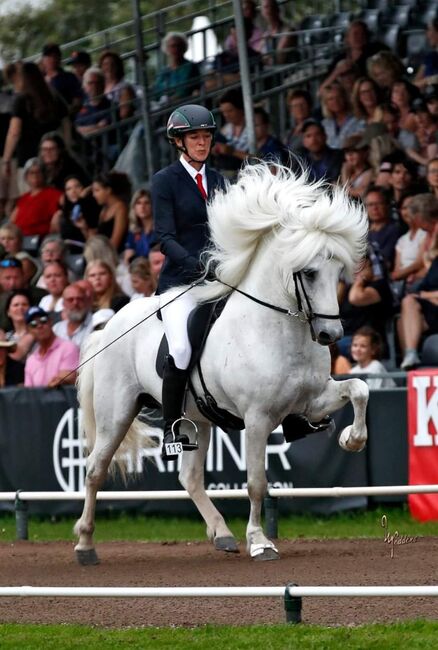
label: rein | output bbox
[218,272,340,342]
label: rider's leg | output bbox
[160,292,196,460]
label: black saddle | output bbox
[155,299,245,432]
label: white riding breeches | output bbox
[160,290,197,370]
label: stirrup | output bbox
[171,417,199,451]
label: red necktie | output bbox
[195,173,207,200]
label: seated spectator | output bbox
[40,42,83,115]
[0,223,22,256]
[427,157,438,198]
[211,88,250,177]
[92,172,130,254]
[84,260,129,313]
[326,20,388,80]
[260,0,296,66]
[66,50,92,85]
[367,51,405,99]
[390,80,418,133]
[153,32,200,104]
[349,326,395,389]
[351,77,381,125]
[253,106,289,165]
[148,244,165,287]
[400,193,438,288]
[340,134,373,199]
[1,61,68,195]
[376,103,419,154]
[321,83,365,149]
[414,18,438,89]
[53,282,93,348]
[338,249,394,358]
[224,0,264,54]
[284,88,313,151]
[408,99,438,168]
[51,175,100,252]
[296,119,344,184]
[98,50,137,121]
[75,67,113,136]
[424,84,438,119]
[365,186,401,270]
[391,193,427,296]
[36,235,68,290]
[24,305,79,387]
[124,189,155,264]
[9,158,62,237]
[129,258,155,300]
[0,256,46,331]
[399,254,438,369]
[0,330,23,386]
[38,260,69,316]
[386,154,423,221]
[4,289,34,362]
[39,132,90,190]
[15,251,41,286]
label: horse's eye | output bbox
[303,269,317,281]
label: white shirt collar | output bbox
[179,154,207,191]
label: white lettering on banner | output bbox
[53,408,87,491]
[412,375,438,447]
[214,428,246,472]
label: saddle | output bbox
[155,300,245,432]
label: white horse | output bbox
[74,163,369,564]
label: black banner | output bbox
[0,387,407,516]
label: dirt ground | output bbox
[0,538,437,627]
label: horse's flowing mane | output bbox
[193,162,368,302]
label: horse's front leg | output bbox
[310,377,369,452]
[178,422,238,553]
[245,418,279,561]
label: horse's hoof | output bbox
[338,426,366,452]
[75,548,100,565]
[214,536,239,553]
[253,547,280,561]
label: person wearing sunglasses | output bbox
[23,305,79,388]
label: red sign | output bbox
[408,369,438,521]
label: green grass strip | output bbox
[1,506,438,543]
[1,621,438,649]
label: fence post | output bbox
[264,495,278,539]
[15,491,29,541]
[284,583,302,624]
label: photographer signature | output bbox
[381,515,419,559]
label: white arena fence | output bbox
[1,585,438,624]
[0,485,438,541]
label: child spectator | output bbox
[84,260,129,313]
[123,189,155,264]
[0,223,22,256]
[349,326,395,389]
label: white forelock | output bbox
[193,162,368,302]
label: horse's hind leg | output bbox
[178,422,238,553]
[310,377,369,452]
[245,419,279,561]
[74,407,137,565]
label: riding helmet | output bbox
[166,104,216,143]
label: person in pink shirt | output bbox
[24,305,79,387]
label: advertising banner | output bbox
[0,387,369,516]
[408,369,438,521]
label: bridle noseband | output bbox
[217,271,340,342]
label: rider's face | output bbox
[177,130,213,162]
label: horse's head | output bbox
[293,255,344,346]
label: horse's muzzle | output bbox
[316,323,343,346]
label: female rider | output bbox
[152,104,225,460]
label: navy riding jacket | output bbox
[152,160,225,293]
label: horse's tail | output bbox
[77,331,158,482]
[77,331,101,454]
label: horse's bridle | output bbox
[217,271,340,342]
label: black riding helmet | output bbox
[167,104,217,144]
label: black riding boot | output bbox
[282,413,335,443]
[161,354,191,460]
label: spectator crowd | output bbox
[1,0,438,388]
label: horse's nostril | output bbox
[318,331,333,345]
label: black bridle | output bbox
[218,271,340,342]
